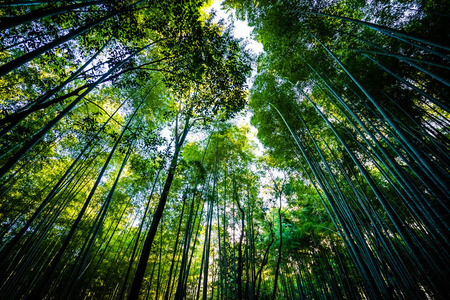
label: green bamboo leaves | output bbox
[229,0,449,298]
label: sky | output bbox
[209,0,264,58]
[208,0,265,156]
[207,1,288,203]
[161,1,266,157]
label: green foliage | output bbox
[0,1,448,299]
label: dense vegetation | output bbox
[0,0,448,299]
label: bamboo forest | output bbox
[0,0,449,299]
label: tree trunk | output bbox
[128,117,190,300]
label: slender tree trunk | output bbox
[272,192,282,300]
[222,171,228,300]
[0,43,153,181]
[164,193,186,300]
[117,148,168,299]
[155,221,164,300]
[0,1,143,77]
[235,179,245,300]
[128,116,191,300]
[255,223,274,299]
[0,37,112,133]
[0,1,105,31]
[202,139,219,300]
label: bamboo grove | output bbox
[0,0,448,300]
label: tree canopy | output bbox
[0,0,448,299]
